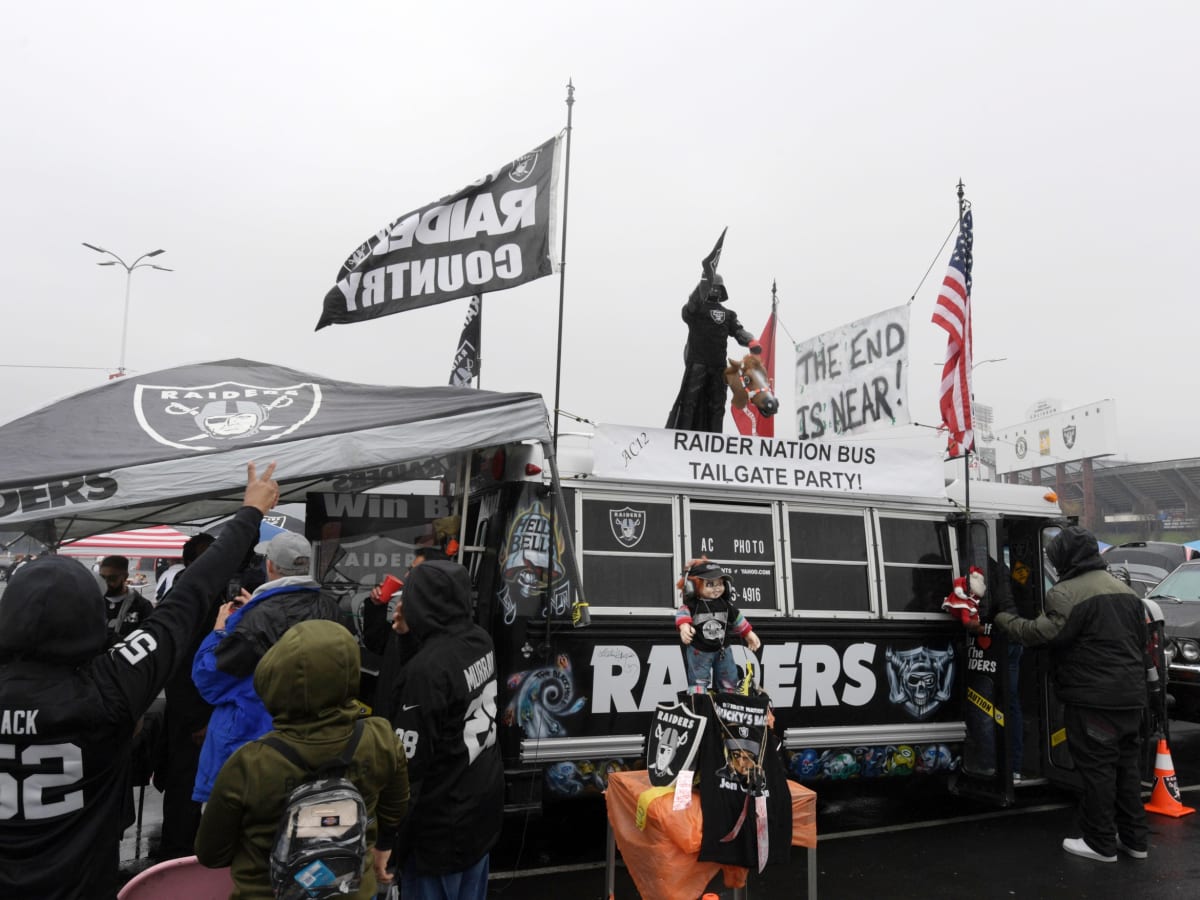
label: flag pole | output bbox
[551,79,575,452]
[957,178,972,567]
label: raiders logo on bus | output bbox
[134,381,323,451]
[647,701,707,787]
[885,645,955,720]
[609,506,646,548]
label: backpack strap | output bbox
[261,718,365,777]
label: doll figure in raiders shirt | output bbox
[674,559,761,693]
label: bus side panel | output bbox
[495,618,976,797]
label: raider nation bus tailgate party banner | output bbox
[591,424,946,499]
[316,135,561,329]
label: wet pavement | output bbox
[121,721,1200,898]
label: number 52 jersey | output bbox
[0,509,259,900]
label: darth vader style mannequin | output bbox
[665,258,760,433]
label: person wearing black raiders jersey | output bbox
[675,559,761,694]
[387,560,502,900]
[0,462,278,900]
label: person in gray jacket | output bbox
[991,525,1149,863]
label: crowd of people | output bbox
[0,461,504,900]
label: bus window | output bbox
[878,515,953,615]
[578,495,675,612]
[687,502,779,615]
[787,509,871,614]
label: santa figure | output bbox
[942,566,986,627]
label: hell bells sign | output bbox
[316,135,561,329]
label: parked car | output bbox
[1102,541,1197,597]
[1144,560,1200,720]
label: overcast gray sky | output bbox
[3,1,1196,463]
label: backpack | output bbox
[262,719,369,899]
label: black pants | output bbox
[157,722,205,858]
[1063,704,1148,855]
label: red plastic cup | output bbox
[378,574,404,605]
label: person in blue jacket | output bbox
[191,530,342,802]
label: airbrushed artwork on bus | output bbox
[506,638,964,795]
[503,654,587,739]
[497,489,572,624]
[545,759,633,797]
[785,742,960,782]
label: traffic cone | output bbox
[1145,738,1196,818]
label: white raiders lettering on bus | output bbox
[590,643,877,713]
[0,473,118,519]
[590,642,956,720]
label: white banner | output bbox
[592,425,946,499]
[793,303,911,439]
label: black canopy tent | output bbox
[0,359,589,626]
[0,358,552,543]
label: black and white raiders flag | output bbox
[448,295,482,387]
[316,135,560,329]
[647,700,707,787]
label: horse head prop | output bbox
[724,353,779,419]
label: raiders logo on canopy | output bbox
[647,700,707,787]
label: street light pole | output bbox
[82,243,173,377]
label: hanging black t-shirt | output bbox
[695,692,792,869]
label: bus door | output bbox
[953,517,1015,805]
[1021,522,1080,790]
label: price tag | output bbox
[673,770,694,810]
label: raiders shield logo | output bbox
[709,309,727,324]
[134,381,322,451]
[508,147,542,184]
[647,701,707,787]
[609,506,646,548]
[885,645,955,720]
[1015,436,1028,459]
[1063,424,1077,449]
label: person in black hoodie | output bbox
[153,531,217,861]
[388,560,502,900]
[993,525,1150,863]
[361,546,445,720]
[0,462,278,900]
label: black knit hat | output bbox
[688,560,726,581]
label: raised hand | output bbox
[243,461,279,514]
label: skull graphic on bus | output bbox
[885,645,955,719]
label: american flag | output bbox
[931,209,974,454]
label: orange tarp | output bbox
[605,770,816,900]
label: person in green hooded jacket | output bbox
[195,619,409,898]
